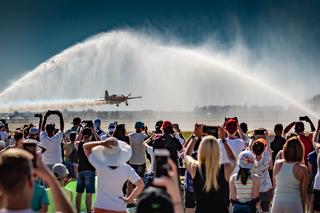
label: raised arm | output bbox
[35,156,75,213]
[56,111,64,132]
[305,116,316,132]
[83,138,116,157]
[284,122,296,135]
[41,111,50,131]
[38,114,43,136]
[312,120,320,153]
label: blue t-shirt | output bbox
[307,151,318,179]
[31,182,49,211]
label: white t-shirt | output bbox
[252,151,273,192]
[88,154,140,211]
[219,138,245,174]
[40,131,63,164]
[0,209,35,213]
[128,132,148,165]
[145,145,155,172]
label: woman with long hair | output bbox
[271,137,309,213]
[184,130,236,213]
[229,150,260,213]
[112,124,129,144]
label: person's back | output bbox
[219,138,245,174]
[128,132,147,165]
[234,177,254,203]
[274,162,300,202]
[271,136,286,162]
[299,134,314,163]
[46,187,73,213]
[153,134,182,166]
[193,165,228,213]
[77,142,95,172]
[31,182,49,212]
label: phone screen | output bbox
[154,149,170,178]
[203,126,218,138]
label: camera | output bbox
[154,149,170,178]
[82,120,94,128]
[203,125,219,138]
[254,129,266,136]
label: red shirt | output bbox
[299,134,314,163]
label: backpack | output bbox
[233,203,251,213]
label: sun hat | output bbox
[238,150,255,170]
[52,163,69,179]
[23,139,46,153]
[255,138,267,146]
[91,137,132,167]
[135,121,144,129]
[29,127,39,135]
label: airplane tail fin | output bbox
[105,90,109,98]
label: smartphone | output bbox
[254,129,266,136]
[23,143,37,167]
[154,149,170,178]
[83,120,94,128]
[34,114,42,118]
[203,125,219,138]
[299,116,306,121]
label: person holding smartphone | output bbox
[39,110,64,169]
[284,116,315,164]
[184,129,236,213]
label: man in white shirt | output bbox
[40,110,64,169]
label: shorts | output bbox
[129,163,146,178]
[184,190,195,208]
[314,189,320,211]
[76,170,96,193]
[260,190,271,212]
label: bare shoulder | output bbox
[294,162,308,173]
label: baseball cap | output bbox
[255,138,267,146]
[225,119,237,134]
[29,127,39,135]
[52,163,69,179]
[135,121,144,129]
[71,117,81,125]
[136,187,174,213]
[238,150,255,170]
[161,120,173,129]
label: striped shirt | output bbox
[235,178,254,203]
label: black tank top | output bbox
[77,142,95,171]
[193,164,229,213]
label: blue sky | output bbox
[0,0,320,91]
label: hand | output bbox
[218,126,227,139]
[153,159,181,203]
[119,196,133,204]
[103,138,117,148]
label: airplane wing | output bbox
[127,96,142,99]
